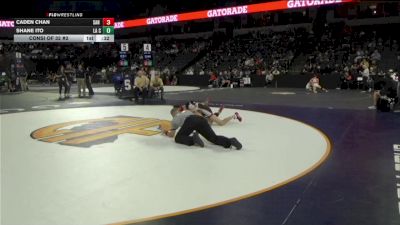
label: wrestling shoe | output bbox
[230,138,242,150]
[193,132,204,148]
[218,104,224,114]
[234,112,242,122]
[213,104,224,117]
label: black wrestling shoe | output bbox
[230,138,242,150]
[193,132,204,148]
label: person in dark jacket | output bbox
[85,67,94,96]
[76,64,86,97]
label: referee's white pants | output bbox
[77,78,86,96]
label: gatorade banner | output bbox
[115,0,356,29]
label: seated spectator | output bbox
[162,67,171,76]
[354,50,365,63]
[185,67,194,75]
[209,72,218,87]
[149,73,164,100]
[392,40,399,51]
[219,74,231,88]
[134,70,150,103]
[170,75,178,86]
[243,75,252,87]
[370,49,381,61]
[199,69,205,76]
[370,63,378,76]
[339,71,353,89]
[265,70,274,86]
[387,69,400,99]
[272,67,280,76]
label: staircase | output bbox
[178,48,208,74]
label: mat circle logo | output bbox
[30,116,171,147]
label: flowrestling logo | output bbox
[31,116,171,148]
[288,0,343,8]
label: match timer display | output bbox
[13,18,115,43]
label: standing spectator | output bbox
[56,71,68,99]
[86,67,94,96]
[1,72,11,92]
[20,71,28,91]
[64,65,72,98]
[101,67,107,83]
[76,64,86,97]
[360,64,372,91]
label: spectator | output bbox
[170,75,178,86]
[20,71,28,91]
[272,67,280,76]
[360,64,372,91]
[86,67,94,96]
[199,69,205,76]
[149,73,164,100]
[265,70,274,86]
[134,70,150,103]
[76,64,86,97]
[370,49,381,61]
[209,71,218,87]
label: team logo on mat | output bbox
[30,116,171,147]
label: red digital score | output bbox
[103,18,114,26]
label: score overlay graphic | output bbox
[13,18,114,43]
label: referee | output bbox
[163,106,242,150]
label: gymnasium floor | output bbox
[1,85,399,225]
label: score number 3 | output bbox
[103,18,114,26]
